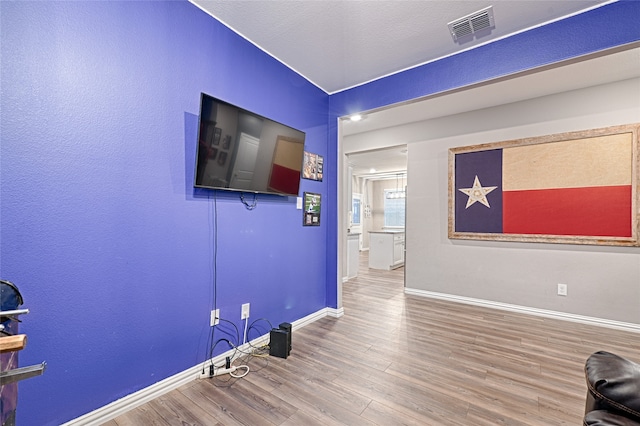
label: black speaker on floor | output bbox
[269,328,289,359]
[278,322,292,355]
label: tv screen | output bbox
[194,93,306,197]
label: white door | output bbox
[230,133,260,189]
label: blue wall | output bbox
[1,1,328,424]
[1,0,639,424]
[330,1,640,116]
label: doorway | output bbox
[343,146,407,284]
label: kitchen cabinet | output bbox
[368,231,404,270]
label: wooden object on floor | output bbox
[0,335,26,353]
[112,253,639,425]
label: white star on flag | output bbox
[458,175,498,209]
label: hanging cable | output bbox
[240,193,258,210]
[213,190,218,311]
[243,316,249,345]
[200,190,219,371]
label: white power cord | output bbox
[230,364,250,378]
[213,364,249,378]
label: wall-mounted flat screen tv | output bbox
[194,93,306,197]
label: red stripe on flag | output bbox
[503,185,632,237]
[268,164,300,195]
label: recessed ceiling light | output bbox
[350,114,363,122]
[369,168,376,173]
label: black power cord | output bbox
[240,192,258,210]
[201,191,219,374]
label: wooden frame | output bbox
[448,124,639,246]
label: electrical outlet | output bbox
[557,283,568,296]
[241,303,250,320]
[210,309,220,326]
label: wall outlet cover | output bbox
[210,309,220,326]
[241,303,250,319]
[557,283,568,296]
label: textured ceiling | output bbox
[189,1,639,178]
[191,0,611,93]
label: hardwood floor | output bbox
[109,253,639,425]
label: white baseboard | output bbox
[326,306,345,318]
[405,288,640,333]
[290,307,338,329]
[61,362,206,426]
[62,306,338,426]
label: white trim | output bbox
[405,288,640,334]
[60,363,203,426]
[326,307,345,318]
[62,307,337,426]
[188,1,327,94]
[291,307,334,329]
[328,1,617,94]
[190,0,616,94]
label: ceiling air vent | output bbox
[448,6,495,42]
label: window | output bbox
[351,194,361,225]
[384,189,405,227]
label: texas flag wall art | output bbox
[448,124,639,246]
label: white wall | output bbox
[371,179,404,232]
[409,78,640,324]
[350,78,640,324]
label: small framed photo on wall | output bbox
[222,135,232,149]
[302,151,323,181]
[303,192,321,226]
[218,151,227,166]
